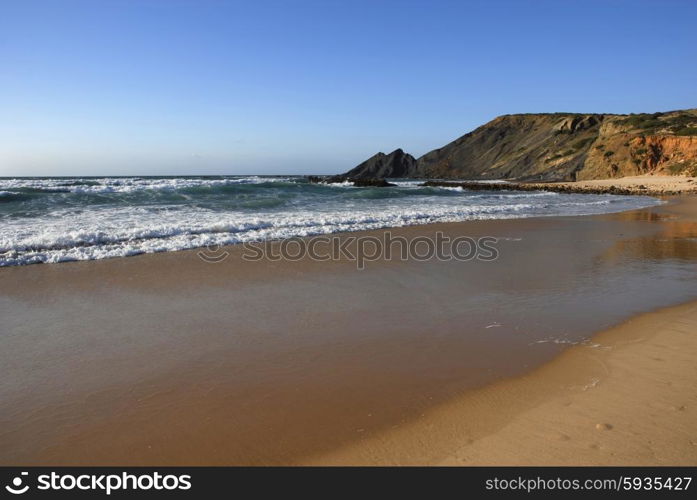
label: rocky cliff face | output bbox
[579,131,697,180]
[344,109,697,181]
[416,113,603,181]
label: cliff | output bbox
[344,109,697,181]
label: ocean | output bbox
[0,175,661,266]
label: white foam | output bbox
[0,176,292,195]
[0,176,662,266]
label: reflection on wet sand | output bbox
[1,197,697,465]
[599,200,697,264]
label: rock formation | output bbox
[343,148,418,179]
[343,109,697,181]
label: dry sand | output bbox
[555,174,697,194]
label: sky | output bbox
[1,0,696,176]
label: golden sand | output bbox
[308,300,697,465]
[555,174,697,194]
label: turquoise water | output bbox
[0,176,660,266]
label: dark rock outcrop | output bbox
[352,178,396,187]
[420,180,694,197]
[307,175,396,187]
[343,148,418,179]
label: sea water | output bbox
[0,176,661,266]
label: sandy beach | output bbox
[5,0,697,476]
[553,175,697,195]
[311,300,697,465]
[1,188,697,465]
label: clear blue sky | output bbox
[1,0,696,176]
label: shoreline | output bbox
[422,174,697,197]
[307,299,697,465]
[1,195,696,465]
[306,194,697,465]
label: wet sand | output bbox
[311,300,697,465]
[1,197,697,465]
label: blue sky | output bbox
[1,0,696,176]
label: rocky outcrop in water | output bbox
[307,175,396,187]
